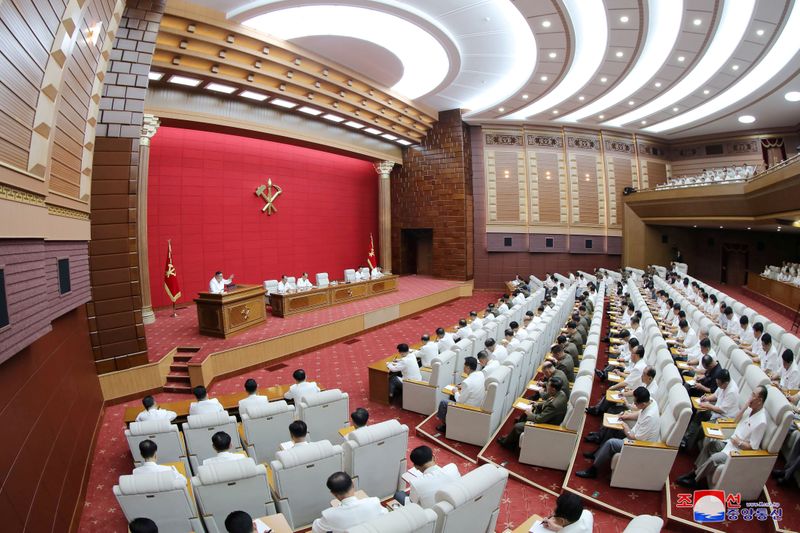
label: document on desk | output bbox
[706,428,724,438]
[514,398,533,410]
[442,385,457,396]
[529,520,549,533]
[402,467,423,484]
[254,519,273,533]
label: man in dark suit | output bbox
[530,360,570,400]
[685,355,722,397]
[497,377,568,449]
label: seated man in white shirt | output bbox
[512,289,526,307]
[129,518,159,533]
[469,310,484,331]
[387,343,422,402]
[485,337,509,364]
[577,387,661,479]
[296,272,313,290]
[501,327,520,351]
[276,274,290,294]
[435,356,484,432]
[416,334,439,368]
[132,440,186,484]
[497,296,510,315]
[477,350,499,373]
[209,271,234,294]
[455,319,472,342]
[745,322,765,358]
[435,327,455,353]
[678,386,769,488]
[540,493,593,533]
[777,349,800,390]
[394,445,460,508]
[312,471,387,533]
[135,395,177,423]
[281,420,310,451]
[757,333,781,378]
[203,431,246,465]
[370,266,384,279]
[681,369,740,451]
[189,385,224,416]
[238,378,269,414]
[345,407,369,440]
[735,315,753,346]
[224,511,255,533]
[353,266,366,281]
[283,369,321,403]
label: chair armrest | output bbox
[238,422,248,446]
[265,463,278,494]
[404,379,435,388]
[624,439,675,450]
[731,450,777,457]
[448,402,486,413]
[527,422,575,433]
[419,367,433,373]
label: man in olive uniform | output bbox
[497,377,568,449]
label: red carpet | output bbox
[78,289,632,532]
[144,275,463,362]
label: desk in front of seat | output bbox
[367,341,425,405]
[123,384,319,425]
[270,275,399,317]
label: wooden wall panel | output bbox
[646,161,668,187]
[670,138,764,178]
[489,150,524,223]
[531,151,563,224]
[575,153,601,225]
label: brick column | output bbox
[374,161,395,272]
[88,0,166,373]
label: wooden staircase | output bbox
[163,347,200,393]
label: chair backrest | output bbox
[766,323,785,351]
[502,351,524,400]
[728,349,752,384]
[264,279,278,294]
[126,419,183,465]
[241,401,295,464]
[270,440,344,529]
[359,267,370,277]
[345,503,437,533]
[781,333,800,359]
[181,412,241,469]
[708,325,725,345]
[563,376,591,431]
[761,386,793,453]
[298,389,350,443]
[655,365,680,408]
[624,515,664,533]
[316,272,329,287]
[344,269,356,282]
[659,385,692,447]
[432,464,509,533]
[342,419,409,499]
[716,336,738,360]
[575,358,596,381]
[739,365,770,408]
[114,472,198,533]
[469,328,488,358]
[430,351,456,388]
[482,366,511,434]
[192,459,273,533]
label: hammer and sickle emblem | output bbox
[255,178,282,215]
[240,306,251,320]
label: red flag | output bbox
[367,233,378,270]
[163,240,181,303]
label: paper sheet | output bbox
[529,519,549,533]
[607,416,620,425]
[707,428,723,438]
[254,519,272,533]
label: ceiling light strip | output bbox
[603,0,755,128]
[504,0,608,120]
[645,0,800,133]
[560,0,683,123]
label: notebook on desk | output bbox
[254,519,272,533]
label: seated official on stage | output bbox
[394,445,461,508]
[136,395,177,423]
[190,385,225,416]
[297,272,313,289]
[435,356,484,432]
[370,266,384,279]
[209,271,234,294]
[203,431,247,465]
[132,440,186,483]
[311,472,386,533]
[497,376,568,450]
[353,266,367,281]
[387,343,422,402]
[284,369,320,402]
[277,274,291,294]
[238,378,269,413]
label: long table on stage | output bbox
[746,274,800,314]
[195,284,267,338]
[270,275,399,317]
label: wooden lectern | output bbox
[194,284,266,338]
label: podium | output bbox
[194,284,266,338]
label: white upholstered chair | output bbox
[624,515,664,532]
[264,279,278,294]
[403,351,456,415]
[344,269,357,282]
[240,400,295,464]
[181,411,242,472]
[342,419,408,499]
[431,464,509,533]
[298,389,350,443]
[445,366,511,446]
[114,471,201,533]
[125,419,188,472]
[345,503,436,533]
[316,272,329,287]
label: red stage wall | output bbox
[147,127,379,309]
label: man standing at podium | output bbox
[209,271,234,294]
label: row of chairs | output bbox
[653,271,796,497]
[264,268,374,293]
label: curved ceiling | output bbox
[178,0,800,139]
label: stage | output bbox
[98,275,473,400]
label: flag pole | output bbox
[169,238,178,317]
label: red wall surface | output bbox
[147,127,379,309]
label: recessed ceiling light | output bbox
[167,75,202,87]
[148,71,164,81]
[298,106,323,115]
[738,115,755,123]
[542,20,551,28]
[677,55,685,62]
[693,18,702,26]
[731,64,739,71]
[693,225,698,228]
[785,91,800,102]
[269,98,298,108]
[598,114,604,119]
[239,90,269,101]
[620,15,629,23]
[397,139,412,146]
[778,227,782,231]
[578,95,585,101]
[600,77,608,83]
[654,82,662,88]
[672,106,679,112]
[641,120,647,124]
[628,100,635,105]
[616,51,624,58]
[522,94,529,99]
[498,107,505,112]
[540,75,548,82]
[206,82,237,94]
[756,29,765,36]
[747,227,752,230]
[323,113,345,122]
[552,109,559,114]
[345,120,365,129]
[364,127,381,134]
[549,52,557,59]
[381,133,398,140]
[719,226,724,229]
[703,89,710,94]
